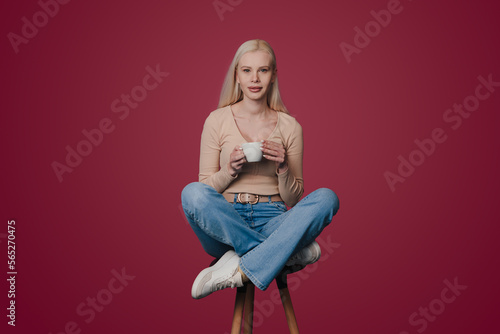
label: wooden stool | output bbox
[231,273,299,334]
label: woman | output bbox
[182,39,339,299]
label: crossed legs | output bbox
[181,182,339,292]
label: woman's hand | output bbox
[227,145,247,177]
[261,140,288,174]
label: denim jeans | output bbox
[181,182,339,291]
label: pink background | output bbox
[2,0,500,333]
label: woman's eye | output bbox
[243,69,250,72]
[260,69,268,73]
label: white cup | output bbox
[241,142,263,162]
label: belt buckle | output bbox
[237,193,259,205]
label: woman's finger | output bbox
[261,146,284,157]
[262,144,285,157]
[230,146,244,160]
[262,140,283,150]
[233,150,246,160]
[262,141,285,155]
[234,155,246,164]
[263,153,284,162]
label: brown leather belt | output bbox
[223,192,282,204]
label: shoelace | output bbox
[213,269,240,291]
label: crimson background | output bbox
[2,0,500,333]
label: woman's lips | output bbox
[248,87,262,92]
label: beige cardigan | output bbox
[198,105,304,207]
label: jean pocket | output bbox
[270,201,288,212]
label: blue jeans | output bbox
[181,182,339,291]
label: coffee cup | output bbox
[241,142,263,162]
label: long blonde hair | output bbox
[218,39,288,113]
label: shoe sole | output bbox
[191,250,238,299]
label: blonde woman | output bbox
[182,39,339,299]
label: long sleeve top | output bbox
[198,105,304,207]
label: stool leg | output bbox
[280,287,299,334]
[276,274,299,334]
[231,285,247,334]
[243,283,255,334]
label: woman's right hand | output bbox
[228,145,246,177]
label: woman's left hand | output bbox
[261,140,288,173]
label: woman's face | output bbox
[236,50,276,103]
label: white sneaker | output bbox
[191,250,244,299]
[286,241,321,267]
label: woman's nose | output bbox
[251,71,259,82]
